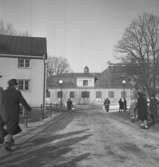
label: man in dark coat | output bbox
[104,98,110,112]
[149,93,159,125]
[118,98,124,112]
[0,76,7,144]
[67,98,73,111]
[3,79,31,151]
[136,92,148,129]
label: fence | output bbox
[20,103,68,128]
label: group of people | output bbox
[103,97,127,112]
[129,91,159,129]
[118,98,127,112]
[0,78,31,151]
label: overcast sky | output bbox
[0,0,159,72]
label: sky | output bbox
[0,0,159,72]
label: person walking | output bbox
[104,98,110,112]
[3,79,31,151]
[67,98,73,112]
[136,92,148,129]
[118,98,124,112]
[149,93,159,125]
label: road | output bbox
[1,108,159,167]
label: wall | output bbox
[49,88,132,107]
[0,57,44,107]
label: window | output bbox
[83,80,88,86]
[17,79,30,91]
[18,58,30,68]
[70,91,75,98]
[96,91,102,98]
[108,91,114,98]
[121,91,127,98]
[81,91,90,98]
[46,89,50,97]
[57,91,63,98]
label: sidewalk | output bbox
[0,112,62,157]
[109,111,159,132]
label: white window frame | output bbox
[17,79,30,91]
[18,58,31,68]
[81,91,90,98]
[96,91,102,98]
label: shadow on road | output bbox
[0,129,92,167]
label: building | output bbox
[0,35,47,107]
[47,66,132,107]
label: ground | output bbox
[1,107,159,167]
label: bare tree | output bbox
[116,13,159,95]
[0,20,30,36]
[47,56,72,76]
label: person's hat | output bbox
[8,79,18,86]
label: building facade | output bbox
[0,35,47,107]
[47,66,132,107]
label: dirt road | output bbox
[1,109,159,167]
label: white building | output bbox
[47,66,132,107]
[0,35,47,107]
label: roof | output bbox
[47,73,99,89]
[54,73,99,78]
[0,35,47,59]
[47,69,131,89]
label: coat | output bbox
[136,95,148,121]
[104,99,110,106]
[0,87,7,138]
[3,86,31,135]
[119,99,124,110]
[67,99,73,111]
[0,87,5,122]
[150,97,159,113]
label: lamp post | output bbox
[122,80,126,111]
[58,79,63,106]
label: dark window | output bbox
[18,59,24,67]
[81,91,90,98]
[57,91,63,98]
[17,79,30,91]
[70,91,75,98]
[25,59,30,68]
[18,80,24,90]
[83,80,88,86]
[18,58,30,68]
[108,91,114,98]
[96,91,102,98]
[24,80,29,90]
[46,89,50,97]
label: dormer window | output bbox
[83,80,88,86]
[18,58,30,68]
